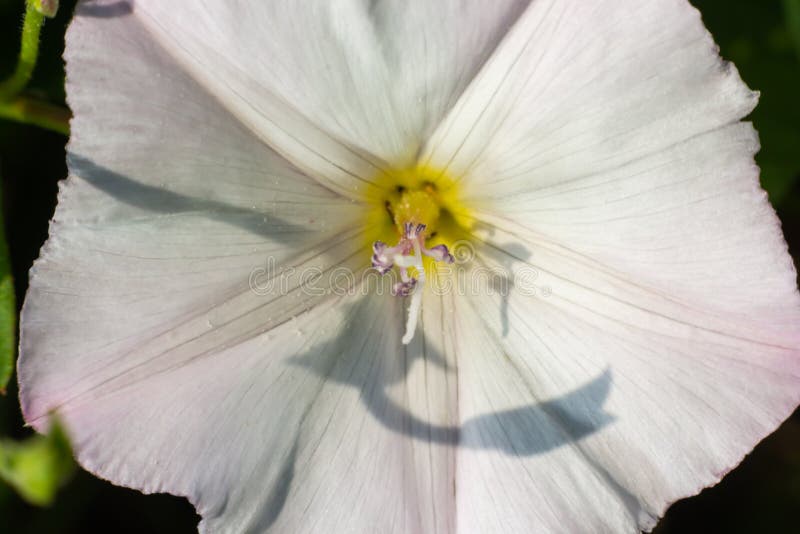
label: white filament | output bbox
[401,239,425,344]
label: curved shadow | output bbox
[366,368,613,456]
[292,319,614,456]
[275,298,633,527]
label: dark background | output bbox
[1,0,798,532]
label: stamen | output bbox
[392,267,418,297]
[422,244,455,264]
[392,278,417,297]
[372,187,453,344]
[371,241,393,274]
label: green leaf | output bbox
[0,421,75,506]
[0,180,14,394]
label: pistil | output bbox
[372,221,454,344]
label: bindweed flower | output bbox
[18,1,800,533]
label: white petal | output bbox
[26,284,467,533]
[360,0,531,144]
[418,6,800,532]
[20,0,365,434]
[417,6,800,528]
[22,14,466,530]
[448,227,800,532]
[422,0,757,188]
[21,3,528,531]
[470,123,800,332]
[130,0,530,197]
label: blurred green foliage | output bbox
[0,0,797,532]
[785,0,800,57]
[695,0,800,206]
[0,420,74,506]
[0,181,13,393]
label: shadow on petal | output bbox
[291,298,614,457]
[248,436,300,532]
[78,0,134,18]
[356,368,614,456]
[68,153,309,245]
[460,369,614,455]
[480,241,532,337]
[277,307,625,527]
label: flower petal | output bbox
[21,3,530,531]
[22,15,466,530]
[416,7,800,528]
[25,284,467,533]
[130,0,531,197]
[20,0,365,437]
[470,123,800,333]
[447,223,800,532]
[421,0,757,187]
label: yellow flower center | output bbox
[391,188,441,236]
[364,166,472,344]
[364,165,471,252]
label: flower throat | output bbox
[370,176,462,344]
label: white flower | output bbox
[18,1,800,533]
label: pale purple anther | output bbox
[423,244,455,264]
[371,240,393,274]
[392,278,417,297]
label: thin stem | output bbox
[0,95,70,135]
[0,2,46,101]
